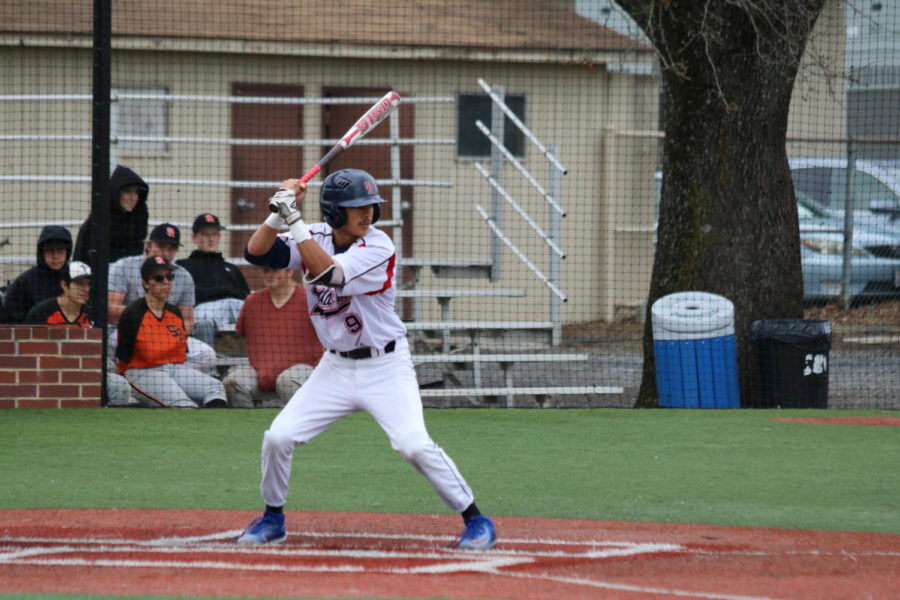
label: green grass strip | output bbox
[1,408,897,533]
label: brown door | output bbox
[321,87,415,316]
[230,83,304,290]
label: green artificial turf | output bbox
[1,408,897,533]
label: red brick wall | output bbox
[0,326,103,408]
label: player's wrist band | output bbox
[289,217,311,242]
[264,212,285,229]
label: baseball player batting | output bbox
[235,169,496,550]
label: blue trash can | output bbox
[652,291,740,408]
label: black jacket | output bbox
[2,225,72,323]
[73,165,149,268]
[176,251,250,304]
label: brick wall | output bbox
[0,326,103,408]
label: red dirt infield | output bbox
[1,509,898,599]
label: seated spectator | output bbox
[24,261,134,407]
[176,213,250,347]
[108,222,216,374]
[2,225,72,323]
[25,260,92,327]
[116,256,227,409]
[73,165,149,269]
[223,266,322,408]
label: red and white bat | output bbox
[298,90,401,183]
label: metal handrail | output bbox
[474,205,566,302]
[473,162,565,258]
[475,79,569,344]
[475,120,565,217]
[476,77,568,175]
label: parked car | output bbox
[790,157,900,233]
[651,169,900,302]
[798,212,900,302]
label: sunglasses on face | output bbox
[150,272,176,283]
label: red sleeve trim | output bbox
[365,253,395,296]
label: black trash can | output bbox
[750,319,832,408]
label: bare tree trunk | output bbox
[614,0,827,407]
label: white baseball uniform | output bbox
[248,223,476,512]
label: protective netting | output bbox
[0,0,897,409]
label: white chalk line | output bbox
[0,541,526,562]
[2,534,894,560]
[0,555,530,575]
[497,570,776,600]
[0,534,678,564]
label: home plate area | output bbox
[1,509,897,600]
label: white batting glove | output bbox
[267,189,301,224]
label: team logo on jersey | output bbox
[311,285,352,318]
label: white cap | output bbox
[68,260,92,281]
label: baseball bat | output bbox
[123,374,173,409]
[298,90,401,183]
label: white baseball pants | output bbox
[259,338,475,513]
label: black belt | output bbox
[330,340,396,360]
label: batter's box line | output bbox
[0,533,686,561]
[0,542,521,562]
[1,554,531,575]
[0,541,682,565]
[0,530,693,550]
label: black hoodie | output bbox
[176,250,251,304]
[2,225,72,323]
[73,165,149,268]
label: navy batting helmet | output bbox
[319,169,386,229]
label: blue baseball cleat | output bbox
[451,515,496,550]
[235,511,287,545]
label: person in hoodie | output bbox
[2,225,73,323]
[73,165,149,269]
[176,213,251,346]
